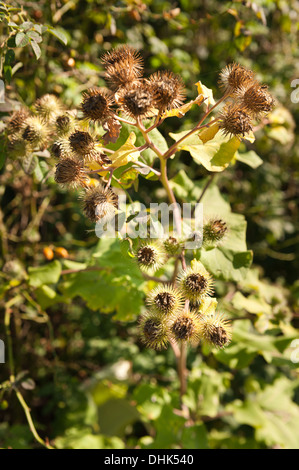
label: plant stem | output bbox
[4,298,54,449]
[178,342,188,397]
[159,157,181,236]
[198,173,215,203]
[15,390,54,449]
[113,114,137,126]
[137,118,189,406]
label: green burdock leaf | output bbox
[60,239,145,321]
[227,377,299,449]
[170,171,252,281]
[28,260,62,288]
[200,184,253,281]
[235,150,263,169]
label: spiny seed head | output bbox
[163,235,182,256]
[117,82,155,119]
[83,185,118,222]
[136,241,167,273]
[34,94,63,121]
[102,46,143,91]
[178,264,214,301]
[69,130,101,161]
[8,108,30,134]
[81,87,114,123]
[148,70,186,111]
[237,82,275,118]
[139,312,169,350]
[50,138,71,159]
[219,104,253,140]
[55,113,75,136]
[146,285,184,315]
[170,310,201,345]
[101,45,143,70]
[203,217,228,247]
[54,157,87,188]
[198,312,232,349]
[219,63,255,94]
[22,116,50,148]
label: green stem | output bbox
[137,118,188,405]
[15,390,54,449]
[4,298,54,449]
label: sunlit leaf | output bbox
[169,126,240,172]
[162,94,204,119]
[195,81,215,109]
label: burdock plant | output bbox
[5,45,275,404]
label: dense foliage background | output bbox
[0,0,298,449]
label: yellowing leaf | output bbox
[169,127,240,172]
[195,81,216,109]
[242,130,256,143]
[198,123,219,143]
[162,95,204,119]
[109,132,140,168]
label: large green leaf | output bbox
[183,364,232,418]
[59,239,145,321]
[28,260,61,288]
[235,150,263,169]
[227,377,299,449]
[170,171,253,281]
[169,126,240,172]
[199,185,252,281]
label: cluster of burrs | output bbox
[218,63,275,139]
[138,257,232,351]
[6,46,274,226]
[6,46,276,355]
[132,218,230,351]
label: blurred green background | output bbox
[0,0,298,449]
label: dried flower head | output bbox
[81,88,114,123]
[149,70,186,111]
[117,82,155,120]
[219,63,255,94]
[237,83,275,118]
[102,45,143,71]
[54,156,87,188]
[83,185,118,222]
[50,138,71,159]
[198,312,232,349]
[219,104,253,139]
[69,130,101,161]
[102,46,143,90]
[203,217,228,247]
[177,262,214,302]
[169,310,201,344]
[22,116,50,149]
[136,240,167,272]
[34,94,63,121]
[147,285,184,316]
[8,108,30,134]
[55,113,76,136]
[139,311,169,350]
